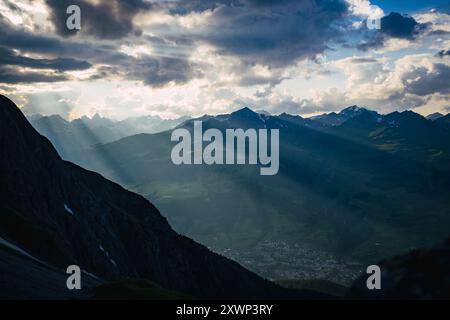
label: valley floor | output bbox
[210,240,363,286]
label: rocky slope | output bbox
[0,95,309,299]
[348,237,450,299]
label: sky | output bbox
[0,0,449,120]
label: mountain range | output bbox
[3,93,450,298]
[60,105,450,285]
[27,112,189,159]
[0,95,309,299]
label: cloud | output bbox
[0,46,91,71]
[44,0,154,39]
[357,12,429,50]
[0,13,197,87]
[20,91,78,118]
[347,57,378,64]
[221,86,350,116]
[167,0,240,15]
[250,53,450,116]
[329,54,450,112]
[436,49,450,57]
[1,0,449,118]
[174,0,349,67]
[346,0,383,19]
[1,0,21,13]
[414,8,450,35]
[381,12,427,39]
[124,56,201,87]
[0,65,68,84]
[0,15,60,53]
[402,62,450,96]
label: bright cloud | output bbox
[0,0,449,119]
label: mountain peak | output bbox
[400,110,425,119]
[232,106,257,116]
[47,114,68,121]
[343,105,361,111]
[0,95,21,119]
[384,110,428,127]
[278,112,303,120]
[426,112,444,121]
[340,105,366,115]
[92,112,102,120]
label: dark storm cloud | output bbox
[91,55,200,87]
[237,75,279,86]
[358,12,429,50]
[182,0,350,67]
[0,47,91,71]
[1,0,352,85]
[44,0,154,39]
[0,66,68,84]
[0,13,128,61]
[127,56,199,86]
[349,57,378,64]
[380,12,427,39]
[0,13,197,86]
[167,0,241,15]
[110,0,351,68]
[0,14,113,59]
[402,63,450,96]
[436,49,450,58]
[0,15,61,53]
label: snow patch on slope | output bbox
[99,244,118,268]
[64,203,74,215]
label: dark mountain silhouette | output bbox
[67,105,450,285]
[435,114,450,130]
[0,95,312,299]
[309,106,380,127]
[0,236,102,299]
[328,109,450,170]
[426,112,444,121]
[348,237,450,299]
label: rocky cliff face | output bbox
[0,95,306,299]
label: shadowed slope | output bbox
[0,95,316,299]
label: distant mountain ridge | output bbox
[435,114,450,129]
[28,105,450,162]
[67,104,450,285]
[426,112,445,121]
[309,106,381,127]
[1,95,309,299]
[27,112,190,158]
